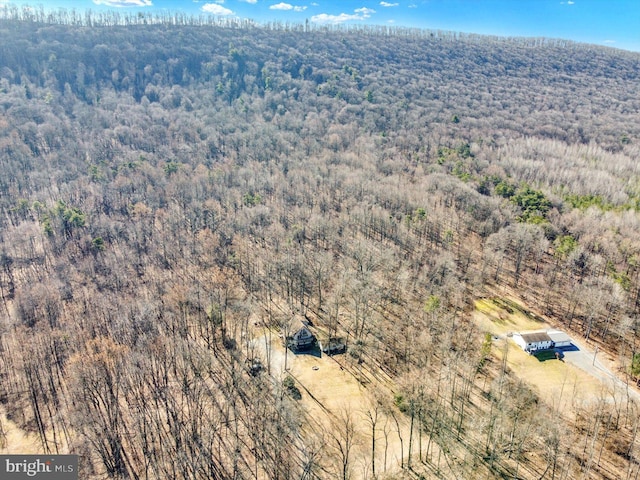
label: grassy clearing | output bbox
[0,408,40,454]
[288,352,365,416]
[494,340,605,414]
[262,333,410,478]
[475,297,608,414]
[474,297,547,335]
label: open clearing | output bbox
[473,297,547,335]
[261,332,411,478]
[492,339,608,413]
[474,297,636,413]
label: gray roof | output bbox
[519,332,552,344]
[547,330,571,343]
[293,326,313,340]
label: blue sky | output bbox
[4,0,640,51]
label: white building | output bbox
[513,331,553,353]
[513,329,573,353]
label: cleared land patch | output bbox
[474,298,616,413]
[0,409,40,455]
[474,297,547,335]
[261,332,411,478]
[493,339,606,413]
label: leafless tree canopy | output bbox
[1,10,640,479]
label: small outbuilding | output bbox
[513,331,553,353]
[321,336,346,355]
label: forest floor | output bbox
[0,409,40,454]
[473,297,639,415]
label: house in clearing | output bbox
[287,319,316,352]
[513,331,553,353]
[513,329,573,353]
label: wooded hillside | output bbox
[1,10,640,479]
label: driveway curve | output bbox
[560,337,640,403]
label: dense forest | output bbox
[1,7,640,479]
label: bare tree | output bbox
[329,407,360,480]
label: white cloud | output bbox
[270,2,293,9]
[568,0,575,3]
[380,1,399,6]
[408,4,418,8]
[311,13,361,23]
[93,0,152,6]
[269,2,306,10]
[202,3,234,14]
[240,0,258,3]
[311,7,375,24]
[355,7,375,16]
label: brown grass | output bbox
[473,297,547,335]
[493,339,608,415]
[475,297,616,415]
[262,332,412,479]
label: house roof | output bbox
[519,331,552,344]
[547,330,571,343]
[291,317,315,342]
[293,326,313,340]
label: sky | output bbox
[2,0,639,52]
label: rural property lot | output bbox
[259,332,411,479]
[474,298,640,409]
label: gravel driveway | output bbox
[560,337,640,402]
